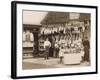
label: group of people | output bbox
[39,24,90,64]
[43,34,90,63]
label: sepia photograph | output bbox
[11,1,97,79]
[22,11,91,69]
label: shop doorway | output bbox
[32,28,39,57]
[48,36,54,57]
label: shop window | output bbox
[26,30,30,42]
[26,34,30,41]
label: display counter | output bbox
[63,51,84,64]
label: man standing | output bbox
[44,38,51,59]
[82,37,90,62]
[54,41,59,58]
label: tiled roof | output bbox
[41,12,90,24]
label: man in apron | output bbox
[44,38,51,59]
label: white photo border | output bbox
[11,1,98,79]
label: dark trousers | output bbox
[44,47,49,59]
[83,48,90,62]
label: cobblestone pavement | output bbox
[22,58,90,69]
